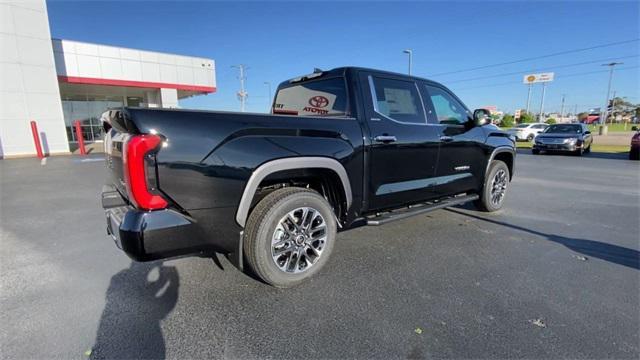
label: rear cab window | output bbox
[273,77,349,117]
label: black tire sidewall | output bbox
[248,190,336,287]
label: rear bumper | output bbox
[102,185,208,261]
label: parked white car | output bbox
[506,123,549,141]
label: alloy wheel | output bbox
[271,207,327,274]
[490,169,508,207]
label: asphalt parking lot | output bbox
[1,150,638,359]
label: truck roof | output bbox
[280,66,444,87]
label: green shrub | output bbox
[501,114,515,128]
[546,118,556,124]
[520,112,535,123]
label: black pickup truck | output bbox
[102,67,515,287]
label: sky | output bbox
[47,0,640,115]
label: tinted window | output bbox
[370,76,425,124]
[424,85,471,125]
[273,77,348,117]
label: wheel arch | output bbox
[235,157,352,228]
[486,147,515,182]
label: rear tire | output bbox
[474,160,510,212]
[630,148,640,160]
[584,144,591,154]
[532,149,540,155]
[243,187,337,288]
[527,134,535,142]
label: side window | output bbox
[424,85,471,125]
[369,76,425,124]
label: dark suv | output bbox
[101,67,516,287]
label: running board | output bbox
[366,194,479,226]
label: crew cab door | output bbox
[421,83,487,196]
[359,72,441,211]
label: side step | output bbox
[366,194,479,226]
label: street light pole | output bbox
[560,94,566,121]
[403,49,413,75]
[601,62,623,125]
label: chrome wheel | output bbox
[490,169,508,206]
[271,207,327,274]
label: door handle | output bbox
[440,135,454,142]
[374,135,397,143]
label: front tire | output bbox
[243,187,337,288]
[532,148,540,155]
[527,134,535,142]
[474,160,510,212]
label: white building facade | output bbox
[0,0,216,158]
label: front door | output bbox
[359,72,441,211]
[421,83,487,196]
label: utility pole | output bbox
[538,82,547,121]
[600,62,623,125]
[232,64,248,112]
[560,94,566,121]
[403,49,413,75]
[610,90,617,122]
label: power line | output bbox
[429,39,640,77]
[453,65,639,91]
[446,55,639,84]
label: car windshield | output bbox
[544,124,581,134]
[515,124,529,128]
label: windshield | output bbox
[273,77,348,117]
[544,124,581,134]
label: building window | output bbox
[61,95,124,143]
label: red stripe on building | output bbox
[58,76,216,93]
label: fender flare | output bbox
[235,157,353,227]
[485,146,516,184]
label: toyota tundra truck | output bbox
[101,67,515,287]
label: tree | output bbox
[577,112,589,121]
[546,118,556,124]
[501,114,514,128]
[519,112,535,123]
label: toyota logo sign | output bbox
[308,96,329,108]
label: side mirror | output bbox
[584,131,591,135]
[633,126,638,131]
[473,109,491,126]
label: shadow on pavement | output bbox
[90,261,179,359]
[447,208,640,270]
[516,148,632,160]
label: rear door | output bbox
[359,71,441,211]
[421,83,487,196]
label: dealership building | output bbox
[0,0,216,158]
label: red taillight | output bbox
[123,134,168,210]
